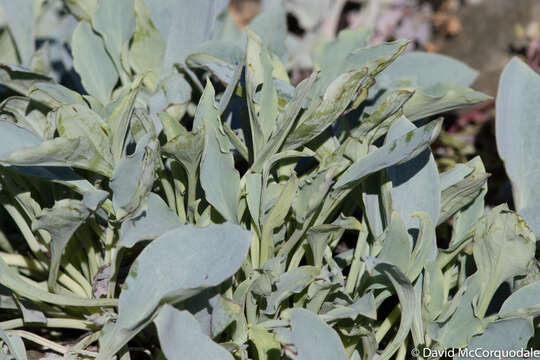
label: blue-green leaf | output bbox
[249,7,287,61]
[155,305,234,360]
[72,21,118,104]
[27,82,87,108]
[403,83,490,121]
[0,120,113,176]
[111,133,159,220]
[33,191,107,291]
[289,308,347,360]
[97,223,250,359]
[364,257,416,360]
[385,116,440,228]
[496,57,540,236]
[379,52,478,88]
[198,82,241,223]
[145,0,216,76]
[0,120,42,158]
[92,0,135,77]
[118,193,182,249]
[456,319,533,360]
[0,0,35,65]
[0,328,26,360]
[472,205,536,318]
[335,119,442,190]
[499,280,540,317]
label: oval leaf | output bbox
[155,304,234,360]
[97,222,251,358]
[289,308,347,360]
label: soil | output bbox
[429,0,540,207]
[434,0,540,96]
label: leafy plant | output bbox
[496,57,540,238]
[0,1,537,359]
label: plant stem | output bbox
[0,252,90,298]
[0,317,97,331]
[78,226,101,280]
[159,172,176,211]
[1,201,46,256]
[184,66,204,93]
[283,189,352,271]
[278,213,316,263]
[187,172,198,223]
[71,330,101,352]
[250,231,260,269]
[259,226,275,267]
[171,165,187,223]
[395,336,408,360]
[101,199,115,217]
[375,305,400,343]
[223,123,249,162]
[104,226,115,266]
[288,244,306,270]
[436,236,473,269]
[57,271,89,298]
[246,292,258,325]
[0,252,46,272]
[77,250,91,281]
[0,229,14,252]
[108,249,122,298]
[345,230,368,295]
[8,329,69,355]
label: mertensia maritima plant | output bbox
[0,1,537,359]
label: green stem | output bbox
[315,190,351,227]
[250,230,260,269]
[284,190,352,271]
[0,317,98,331]
[172,176,187,224]
[0,252,46,272]
[108,249,123,298]
[259,226,275,267]
[116,61,130,87]
[184,66,204,93]
[101,199,115,217]
[57,270,89,298]
[78,226,100,281]
[71,330,101,352]
[436,238,473,269]
[8,330,70,355]
[77,250,91,282]
[288,244,306,271]
[159,174,176,211]
[246,292,258,325]
[59,263,93,298]
[306,287,331,314]
[223,123,249,162]
[21,271,89,300]
[187,172,198,223]
[0,229,14,252]
[278,214,315,260]
[1,199,90,295]
[345,230,368,295]
[104,226,115,266]
[1,200,46,256]
[442,266,458,301]
[375,305,400,343]
[0,254,88,297]
[1,211,92,296]
[395,336,408,360]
